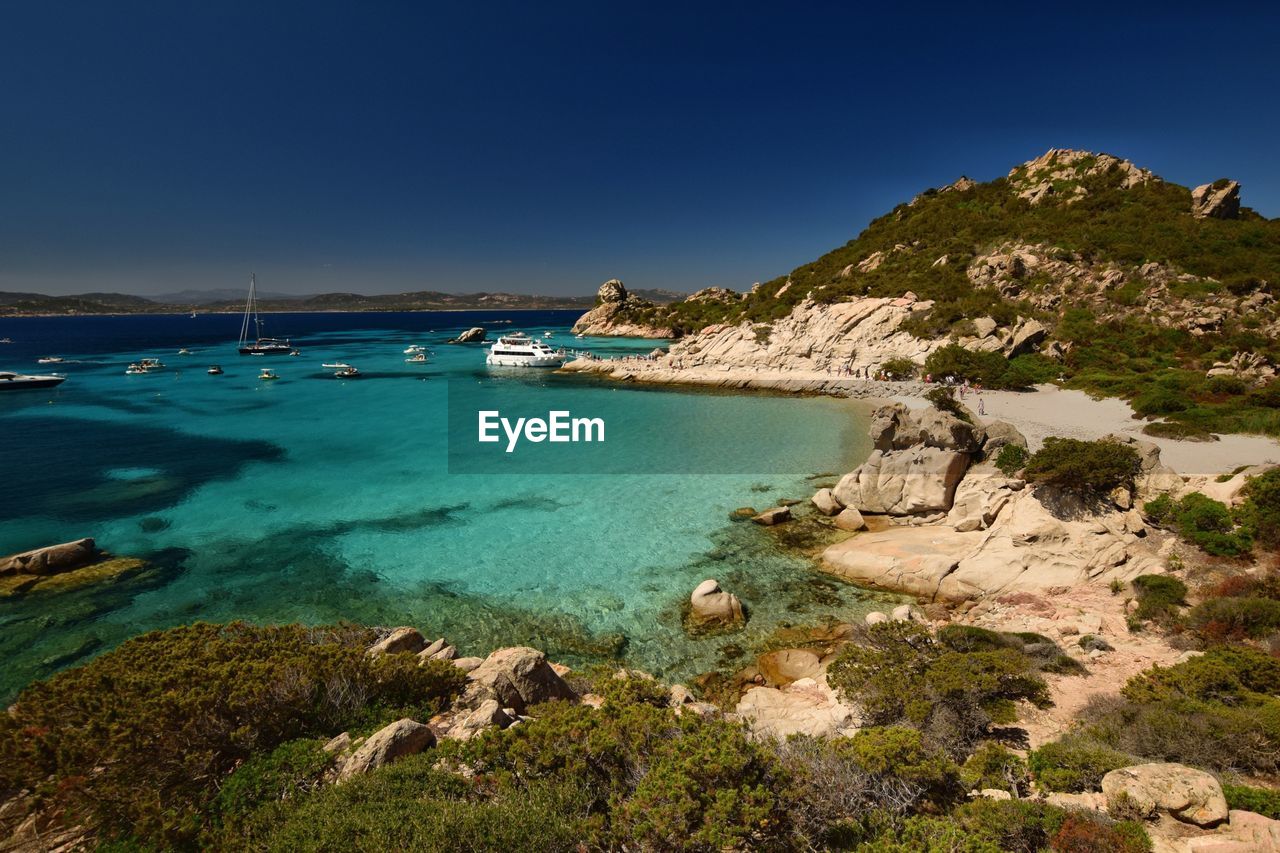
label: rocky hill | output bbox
[581,149,1280,436]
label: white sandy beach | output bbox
[896,384,1280,476]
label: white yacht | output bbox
[0,371,66,391]
[321,362,351,369]
[485,333,565,368]
[37,356,64,364]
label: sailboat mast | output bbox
[251,274,264,340]
[239,274,254,346]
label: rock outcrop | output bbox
[1191,180,1241,219]
[1008,149,1153,206]
[1101,763,1228,827]
[735,674,859,739]
[1207,350,1276,386]
[571,279,672,337]
[338,718,436,780]
[1,539,98,575]
[367,626,427,656]
[832,446,970,515]
[688,579,745,629]
[449,327,487,343]
[462,646,577,714]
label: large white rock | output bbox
[811,488,842,516]
[338,718,436,779]
[946,468,1024,532]
[822,486,1162,601]
[1101,763,1228,827]
[833,447,970,515]
[0,539,97,576]
[464,646,578,713]
[735,676,859,740]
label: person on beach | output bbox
[978,397,986,416]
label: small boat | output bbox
[544,331,554,337]
[575,334,585,339]
[485,333,565,368]
[190,311,197,319]
[0,371,66,390]
[334,366,360,378]
[178,348,191,355]
[37,356,63,364]
[290,350,301,356]
[139,357,165,370]
[321,362,351,369]
[259,368,278,381]
[207,365,223,375]
[405,353,428,363]
[125,363,147,375]
[0,338,12,344]
[404,345,425,354]
[238,274,294,355]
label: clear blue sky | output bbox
[1,1,1277,296]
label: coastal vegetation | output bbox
[0,622,1157,852]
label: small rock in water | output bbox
[752,506,792,526]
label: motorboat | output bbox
[207,365,223,375]
[37,356,63,364]
[404,344,426,354]
[321,362,351,369]
[334,366,360,378]
[0,371,66,390]
[125,363,147,375]
[485,333,565,368]
[259,368,278,380]
[139,357,165,370]
[1,338,13,344]
[238,274,294,355]
[544,331,554,337]
[178,348,191,355]
[290,350,301,356]
[575,334,585,339]
[405,353,428,363]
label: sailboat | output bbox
[237,274,294,355]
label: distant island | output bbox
[0,287,686,317]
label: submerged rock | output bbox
[752,506,792,526]
[688,578,746,630]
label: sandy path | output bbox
[895,384,1280,476]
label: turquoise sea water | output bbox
[0,311,888,700]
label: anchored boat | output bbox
[238,274,294,355]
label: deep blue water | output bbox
[0,311,887,699]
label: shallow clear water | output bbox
[0,311,888,699]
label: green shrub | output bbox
[1023,438,1141,497]
[1143,492,1251,556]
[1241,468,1280,549]
[1123,646,1280,704]
[1130,574,1187,622]
[1028,737,1135,792]
[1188,596,1280,639]
[240,754,594,852]
[212,738,332,839]
[1141,421,1217,441]
[0,622,466,846]
[925,386,970,421]
[1222,782,1280,820]
[828,622,1050,758]
[995,444,1028,476]
[882,357,919,380]
[961,742,1029,796]
[924,345,1031,390]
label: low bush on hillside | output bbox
[1241,468,1280,549]
[1129,574,1188,623]
[924,386,970,421]
[995,443,1029,476]
[0,622,466,847]
[1143,492,1252,556]
[881,356,919,380]
[924,344,1032,390]
[961,742,1030,796]
[827,621,1052,759]
[1188,596,1280,640]
[1222,782,1280,820]
[1023,438,1141,497]
[1033,647,1280,785]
